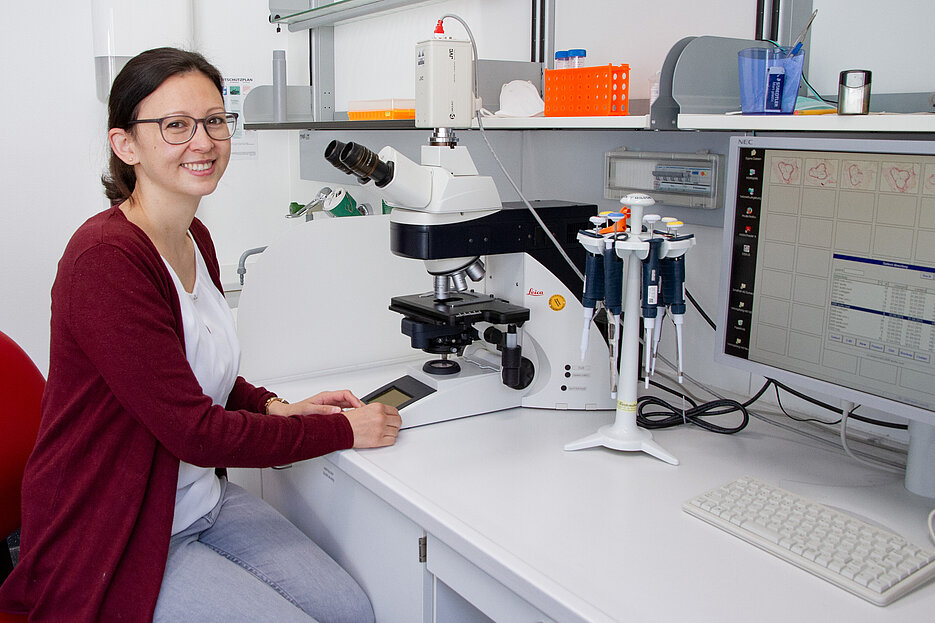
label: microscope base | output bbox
[564,423,679,465]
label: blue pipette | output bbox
[579,216,605,361]
[641,235,663,388]
[659,220,690,382]
[603,213,625,396]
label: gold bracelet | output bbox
[264,396,289,414]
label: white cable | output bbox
[928,508,935,545]
[440,13,584,283]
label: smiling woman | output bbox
[0,47,400,623]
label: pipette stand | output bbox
[564,200,693,465]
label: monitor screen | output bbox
[716,136,935,495]
[719,135,935,414]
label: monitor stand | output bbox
[906,420,935,498]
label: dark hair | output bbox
[102,47,224,204]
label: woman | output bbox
[0,47,400,622]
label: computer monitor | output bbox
[716,135,935,498]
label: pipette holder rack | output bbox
[565,202,694,464]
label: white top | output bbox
[163,233,241,534]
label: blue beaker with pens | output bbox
[737,47,804,114]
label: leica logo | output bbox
[527,288,544,296]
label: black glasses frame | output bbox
[127,112,239,145]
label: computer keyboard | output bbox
[683,476,935,606]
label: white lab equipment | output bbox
[322,136,615,427]
[565,193,695,464]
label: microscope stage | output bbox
[389,291,529,326]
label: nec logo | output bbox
[527,288,544,296]
[738,138,754,145]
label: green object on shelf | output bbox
[325,188,359,217]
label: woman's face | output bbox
[126,71,231,203]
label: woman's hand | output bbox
[266,389,363,417]
[266,389,401,447]
[343,403,402,448]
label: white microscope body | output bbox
[324,138,614,428]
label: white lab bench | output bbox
[250,365,935,623]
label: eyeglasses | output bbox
[127,112,239,145]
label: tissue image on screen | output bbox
[723,145,935,413]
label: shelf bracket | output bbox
[310,23,335,122]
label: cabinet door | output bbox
[262,458,432,623]
[426,534,556,623]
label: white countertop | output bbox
[270,367,935,622]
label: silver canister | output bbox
[837,70,872,115]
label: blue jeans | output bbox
[154,479,374,623]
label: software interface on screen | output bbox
[724,144,935,414]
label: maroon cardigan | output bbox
[0,207,353,622]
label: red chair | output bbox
[0,330,44,623]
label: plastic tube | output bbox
[272,50,287,122]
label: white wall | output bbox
[332,0,755,107]
[0,4,102,371]
[0,0,308,373]
[554,0,755,99]
[809,0,935,96]
[333,0,532,111]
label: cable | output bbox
[658,357,905,470]
[840,402,904,475]
[928,508,935,546]
[742,377,908,431]
[742,378,773,408]
[440,13,583,284]
[637,394,749,434]
[801,73,837,105]
[685,288,716,331]
[769,379,907,430]
[774,385,841,425]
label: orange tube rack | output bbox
[544,64,630,117]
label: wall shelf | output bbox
[677,112,935,133]
[245,119,416,131]
[475,115,651,130]
[244,115,652,131]
[245,113,935,133]
[269,0,435,32]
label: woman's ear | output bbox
[109,127,138,165]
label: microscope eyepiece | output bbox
[338,142,395,188]
[324,140,355,176]
[323,140,395,187]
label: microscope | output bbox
[324,136,615,427]
[320,21,614,427]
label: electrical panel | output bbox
[604,149,723,210]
